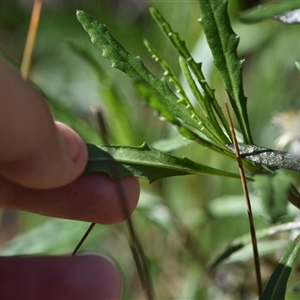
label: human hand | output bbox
[0,60,140,299]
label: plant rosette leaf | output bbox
[83,143,241,183]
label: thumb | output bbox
[0,60,87,189]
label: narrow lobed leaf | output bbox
[84,143,241,183]
[144,39,204,132]
[145,37,228,146]
[76,10,213,141]
[134,80,224,153]
[197,0,253,144]
[143,39,188,103]
[150,6,232,141]
[179,57,229,145]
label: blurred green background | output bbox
[1,1,300,299]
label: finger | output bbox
[0,174,140,224]
[0,60,87,189]
[0,255,121,300]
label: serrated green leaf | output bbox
[259,233,300,300]
[134,80,225,154]
[143,39,194,113]
[253,170,291,223]
[143,39,224,144]
[149,7,231,142]
[84,143,241,183]
[76,10,217,143]
[179,57,228,145]
[239,1,300,24]
[197,0,252,144]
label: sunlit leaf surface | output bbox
[227,144,300,172]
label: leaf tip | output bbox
[76,10,85,21]
[149,6,157,15]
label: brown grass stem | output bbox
[225,103,262,296]
[72,107,155,300]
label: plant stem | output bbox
[21,0,42,79]
[225,103,262,296]
[71,223,95,256]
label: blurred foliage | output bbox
[1,1,300,299]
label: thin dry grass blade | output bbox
[225,102,262,296]
[21,0,43,79]
[73,107,155,299]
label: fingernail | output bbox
[56,122,87,164]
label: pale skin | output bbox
[0,60,140,299]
